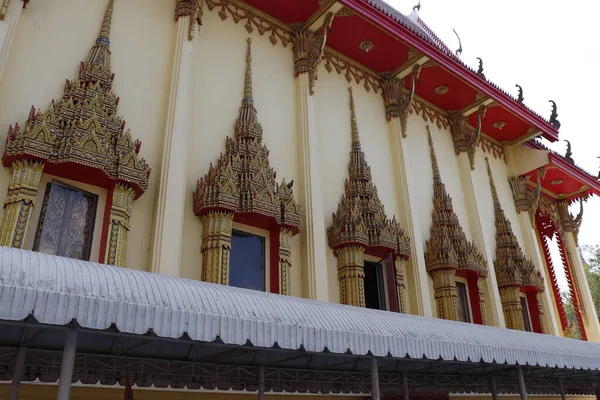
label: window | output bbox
[33,180,98,261]
[364,261,387,311]
[229,230,265,291]
[520,296,532,332]
[456,281,471,323]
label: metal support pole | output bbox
[595,382,600,400]
[56,329,78,400]
[558,380,566,400]
[371,358,380,400]
[258,366,265,400]
[517,366,527,400]
[490,376,498,400]
[402,372,409,400]
[8,347,27,400]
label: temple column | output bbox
[477,276,487,325]
[0,159,44,248]
[293,32,329,301]
[335,245,365,307]
[394,256,408,313]
[430,268,458,320]
[56,329,77,400]
[384,91,432,316]
[278,227,293,295]
[104,183,135,267]
[0,0,23,83]
[200,211,233,285]
[505,147,560,335]
[150,4,197,276]
[456,151,503,326]
[499,285,525,331]
[8,346,26,400]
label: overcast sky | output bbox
[386,0,600,249]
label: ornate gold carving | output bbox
[492,120,506,130]
[279,227,293,295]
[322,48,381,93]
[434,85,449,95]
[508,167,546,224]
[200,211,234,284]
[0,159,44,248]
[395,257,407,313]
[425,129,487,321]
[205,0,292,47]
[336,7,354,17]
[410,97,450,130]
[380,64,421,137]
[478,134,505,161]
[486,158,544,330]
[105,183,135,267]
[478,277,487,325]
[0,0,9,20]
[448,105,487,170]
[175,0,204,40]
[194,39,301,289]
[292,12,335,95]
[537,292,546,333]
[336,245,366,307]
[555,198,584,244]
[328,88,410,306]
[358,39,375,53]
[3,0,151,197]
[499,286,525,331]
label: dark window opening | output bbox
[364,261,387,311]
[456,281,471,323]
[33,180,98,261]
[229,230,265,291]
[521,296,532,332]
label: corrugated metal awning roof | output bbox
[1,247,600,372]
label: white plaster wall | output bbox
[0,0,174,271]
[181,10,302,296]
[314,67,402,304]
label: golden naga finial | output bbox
[427,125,441,182]
[243,38,253,104]
[348,87,361,150]
[98,0,115,45]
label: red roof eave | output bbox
[340,0,559,142]
[548,153,600,198]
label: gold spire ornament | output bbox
[1,0,150,267]
[194,38,301,293]
[486,158,545,331]
[425,127,487,321]
[328,88,411,308]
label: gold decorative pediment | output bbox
[3,0,150,197]
[193,39,301,233]
[425,128,487,277]
[327,88,410,259]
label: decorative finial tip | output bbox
[348,87,353,93]
[247,37,252,44]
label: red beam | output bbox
[339,0,559,142]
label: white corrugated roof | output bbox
[1,247,600,371]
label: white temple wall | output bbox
[180,10,303,296]
[0,0,174,271]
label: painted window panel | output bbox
[33,181,97,261]
[364,261,387,311]
[230,230,265,291]
[456,282,471,323]
[521,296,533,332]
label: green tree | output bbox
[580,244,600,315]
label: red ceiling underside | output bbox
[327,15,408,73]
[242,0,320,24]
[240,0,559,144]
[468,105,531,142]
[412,66,477,111]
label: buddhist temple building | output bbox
[0,0,600,399]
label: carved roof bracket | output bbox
[175,0,204,40]
[194,38,302,234]
[556,197,585,244]
[380,64,422,137]
[449,105,487,170]
[424,127,487,277]
[327,88,410,258]
[487,158,544,291]
[292,12,335,95]
[3,0,151,198]
[508,167,546,225]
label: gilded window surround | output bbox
[327,88,411,308]
[486,158,545,332]
[193,39,301,295]
[424,128,488,322]
[0,0,149,267]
